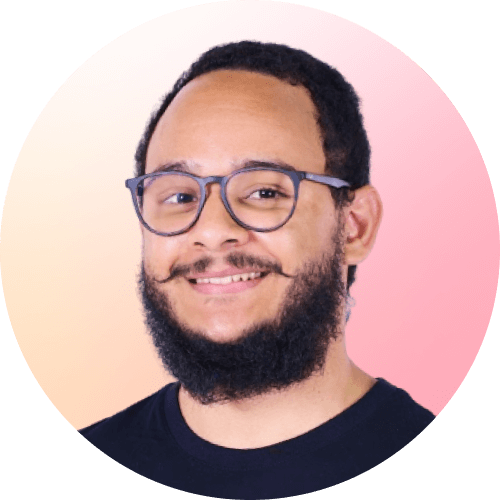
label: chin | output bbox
[190,321,253,344]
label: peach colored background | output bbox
[1,0,499,436]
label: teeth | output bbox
[194,272,263,284]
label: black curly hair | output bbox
[135,41,371,292]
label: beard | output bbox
[138,231,347,405]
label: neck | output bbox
[177,337,375,449]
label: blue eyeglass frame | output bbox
[125,167,350,237]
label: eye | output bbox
[164,192,198,204]
[247,188,284,200]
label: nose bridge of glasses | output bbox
[199,175,225,191]
[197,175,230,205]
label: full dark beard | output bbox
[138,238,346,405]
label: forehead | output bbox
[146,70,325,175]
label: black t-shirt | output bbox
[80,379,434,498]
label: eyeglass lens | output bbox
[137,170,295,234]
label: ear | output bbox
[343,185,383,265]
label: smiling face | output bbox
[143,70,344,342]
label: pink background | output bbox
[1,0,498,433]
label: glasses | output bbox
[125,167,350,236]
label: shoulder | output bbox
[79,383,176,447]
[376,378,434,424]
[361,378,435,449]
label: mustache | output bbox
[154,253,295,284]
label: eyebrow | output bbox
[150,159,299,175]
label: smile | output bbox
[189,272,266,285]
[186,271,270,294]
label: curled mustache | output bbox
[154,253,295,284]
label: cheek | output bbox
[259,193,338,270]
[142,232,178,274]
[293,190,338,252]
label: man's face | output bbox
[143,70,344,343]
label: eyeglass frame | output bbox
[125,166,351,237]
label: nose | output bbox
[186,184,250,251]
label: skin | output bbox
[144,69,383,448]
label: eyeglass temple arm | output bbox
[304,173,350,189]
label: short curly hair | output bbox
[135,41,371,292]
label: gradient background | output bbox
[1,1,499,498]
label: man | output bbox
[80,41,434,498]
